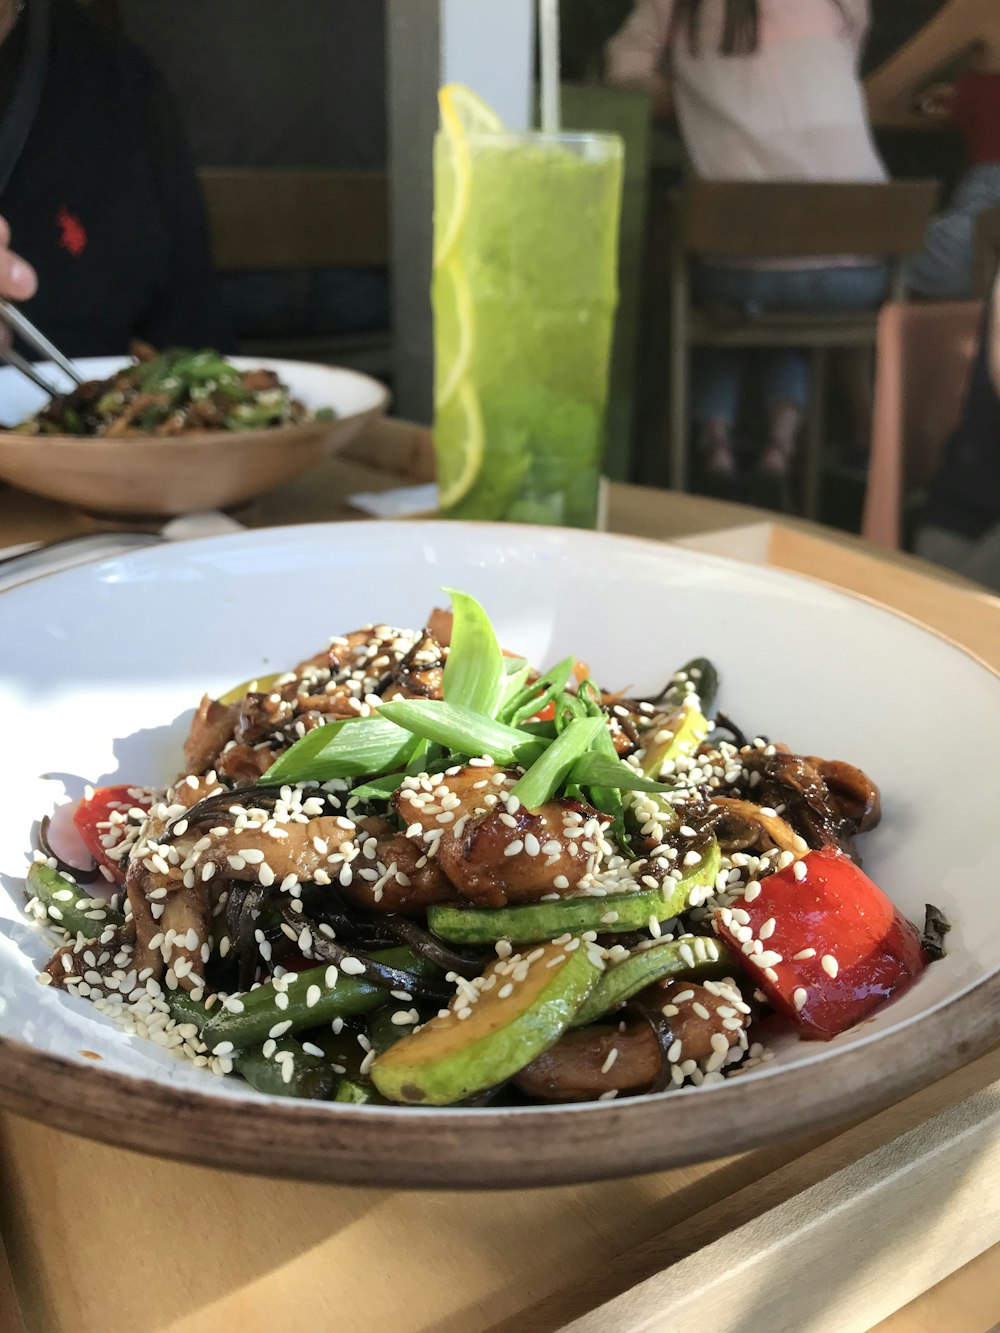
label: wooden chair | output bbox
[198,168,391,376]
[668,178,939,516]
[861,300,982,549]
[974,202,1000,297]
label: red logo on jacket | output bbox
[57,206,87,256]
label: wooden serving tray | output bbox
[2,421,1000,1333]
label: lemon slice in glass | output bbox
[432,259,474,409]
[434,84,504,268]
[435,379,483,511]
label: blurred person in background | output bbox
[606,0,888,496]
[867,0,1000,300]
[917,264,1000,591]
[0,0,224,357]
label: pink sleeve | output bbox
[605,0,674,86]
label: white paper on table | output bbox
[348,483,438,518]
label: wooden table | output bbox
[2,421,1000,1333]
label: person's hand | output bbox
[0,215,37,349]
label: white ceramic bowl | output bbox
[0,356,389,516]
[0,521,997,1187]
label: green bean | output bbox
[234,1040,338,1099]
[200,947,440,1053]
[26,862,123,938]
[168,992,338,1100]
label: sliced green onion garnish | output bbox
[568,751,675,794]
[376,699,546,766]
[510,716,605,810]
[262,715,416,784]
[504,655,577,726]
[441,588,506,719]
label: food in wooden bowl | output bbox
[8,342,334,437]
[0,351,388,517]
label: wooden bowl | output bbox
[0,356,389,517]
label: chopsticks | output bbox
[0,297,82,395]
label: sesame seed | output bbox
[503,839,524,858]
[268,1020,292,1039]
[793,948,816,961]
[793,987,808,1011]
[793,860,808,881]
[821,954,839,979]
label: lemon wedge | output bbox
[433,84,504,268]
[438,83,505,139]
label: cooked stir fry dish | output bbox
[25,592,934,1106]
[9,342,333,437]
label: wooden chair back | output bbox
[679,179,938,259]
[862,300,982,548]
[974,203,1000,297]
[199,169,389,271]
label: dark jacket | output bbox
[0,0,226,360]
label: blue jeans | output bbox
[692,263,889,427]
[905,164,1000,300]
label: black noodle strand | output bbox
[280,904,451,1001]
[237,883,267,992]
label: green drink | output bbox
[433,87,623,527]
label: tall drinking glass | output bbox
[432,130,623,527]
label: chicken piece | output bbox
[394,764,608,909]
[293,626,398,678]
[158,883,211,991]
[126,859,164,979]
[513,979,750,1100]
[337,816,457,914]
[170,814,357,889]
[214,742,278,784]
[183,695,239,775]
[648,978,750,1066]
[514,1022,660,1101]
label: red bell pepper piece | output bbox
[713,848,927,1040]
[73,784,155,885]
